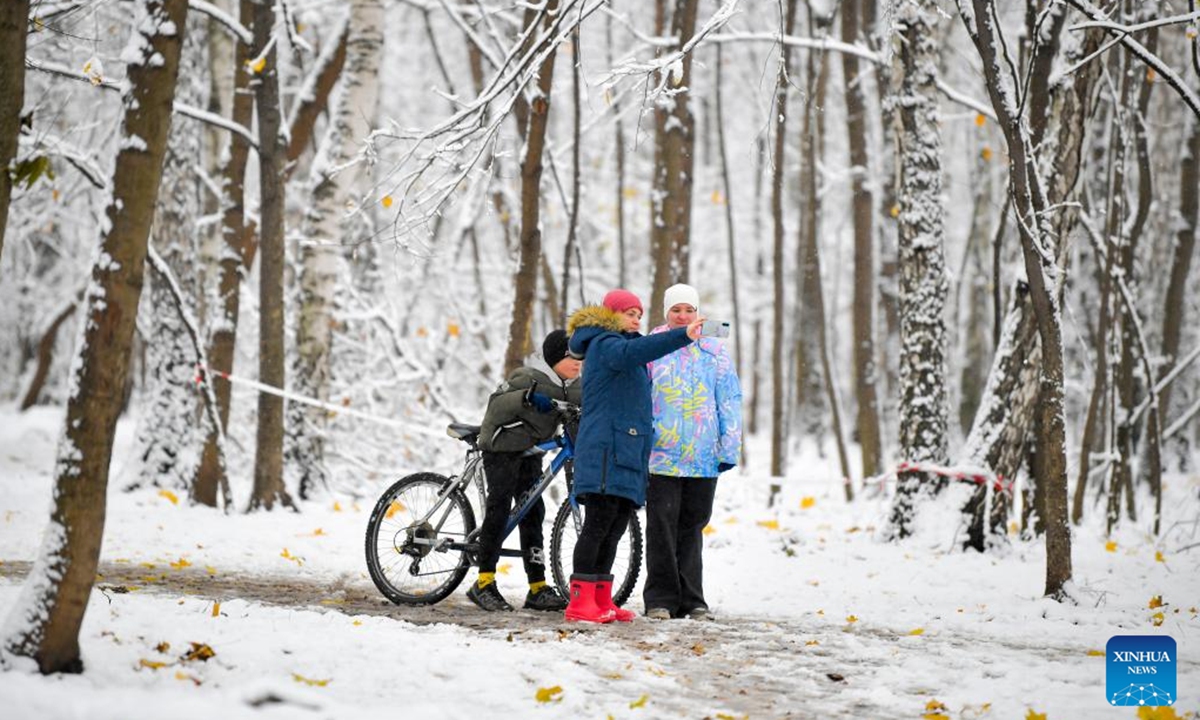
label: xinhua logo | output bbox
[1106,635,1176,706]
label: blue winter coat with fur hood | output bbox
[566,305,693,507]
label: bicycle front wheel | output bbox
[549,501,643,607]
[365,472,476,605]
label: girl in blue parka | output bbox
[562,289,704,623]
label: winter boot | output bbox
[467,580,514,612]
[523,583,568,611]
[564,575,615,623]
[595,574,636,622]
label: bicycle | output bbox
[364,401,643,607]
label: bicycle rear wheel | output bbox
[549,501,643,607]
[365,472,476,605]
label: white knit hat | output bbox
[662,283,700,319]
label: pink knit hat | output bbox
[602,289,643,314]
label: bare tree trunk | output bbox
[714,43,743,376]
[1161,114,1200,423]
[959,0,1073,599]
[648,0,700,322]
[289,0,384,499]
[19,301,77,411]
[559,26,583,323]
[607,11,628,288]
[769,0,798,489]
[1,0,189,673]
[194,0,255,508]
[249,0,294,511]
[0,0,30,264]
[888,1,951,539]
[502,1,561,376]
[841,0,882,479]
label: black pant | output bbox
[642,474,717,615]
[572,493,634,575]
[477,451,546,582]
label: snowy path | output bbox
[1,560,1111,718]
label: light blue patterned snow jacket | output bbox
[647,324,743,478]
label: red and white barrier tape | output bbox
[892,460,1013,495]
[194,364,444,437]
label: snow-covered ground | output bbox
[1,404,1198,719]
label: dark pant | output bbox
[477,451,546,582]
[643,474,717,616]
[572,493,634,575]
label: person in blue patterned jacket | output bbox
[643,283,743,621]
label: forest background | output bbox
[0,0,1198,683]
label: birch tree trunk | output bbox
[0,0,31,264]
[193,0,254,507]
[648,0,700,322]
[888,0,951,539]
[1160,114,1200,424]
[502,0,561,376]
[289,0,384,498]
[1,0,189,673]
[249,0,294,511]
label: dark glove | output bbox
[528,392,554,414]
[718,462,735,474]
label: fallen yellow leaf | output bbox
[805,640,820,646]
[211,602,221,617]
[757,519,780,530]
[846,615,858,623]
[908,628,924,636]
[333,501,343,512]
[1155,551,1165,563]
[975,113,986,127]
[381,195,393,209]
[535,686,563,703]
[447,323,460,337]
[981,146,993,161]
[800,496,816,509]
[1137,705,1183,720]
[1151,611,1165,627]
[183,642,215,662]
[1025,710,1047,720]
[139,658,168,670]
[1086,649,1104,657]
[926,699,947,711]
[1105,540,1118,552]
[292,673,330,687]
[169,558,191,570]
[702,525,716,536]
[352,620,362,626]
[630,694,649,709]
[158,489,179,505]
[1149,595,1164,609]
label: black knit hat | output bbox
[543,329,570,368]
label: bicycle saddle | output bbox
[446,423,481,444]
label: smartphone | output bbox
[700,320,731,338]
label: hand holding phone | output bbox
[700,320,731,338]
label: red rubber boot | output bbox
[595,574,636,622]
[564,575,616,623]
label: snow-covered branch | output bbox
[189,0,253,45]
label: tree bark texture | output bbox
[194,0,255,508]
[0,0,31,264]
[289,0,384,498]
[1160,114,1200,423]
[648,0,700,322]
[888,0,951,539]
[841,0,883,479]
[502,0,561,377]
[1,0,189,673]
[249,0,294,511]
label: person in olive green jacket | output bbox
[468,329,583,612]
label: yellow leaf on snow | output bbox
[805,640,819,646]
[1025,711,1047,720]
[1086,649,1105,657]
[908,628,924,636]
[975,113,987,127]
[846,615,858,623]
[139,658,168,670]
[535,686,563,703]
[1151,611,1165,627]
[183,642,215,662]
[1149,595,1164,609]
[1155,551,1165,563]
[292,673,330,687]
[925,699,947,711]
[280,548,303,565]
[756,519,780,530]
[800,496,816,509]
[630,694,649,709]
[1105,540,1118,552]
[447,323,461,337]
[1138,706,1183,720]
[211,602,221,617]
[169,558,191,570]
[381,195,393,209]
[333,501,344,512]
[158,489,179,505]
[702,525,716,536]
